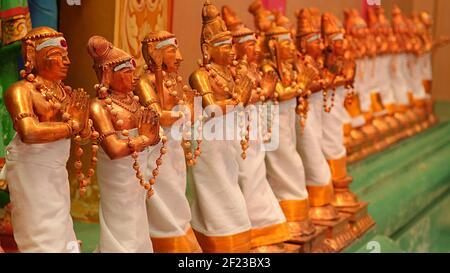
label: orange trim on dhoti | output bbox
[385,104,396,114]
[193,229,251,253]
[307,181,334,207]
[328,157,348,181]
[250,222,291,248]
[279,199,309,222]
[413,99,427,108]
[397,104,410,113]
[151,228,202,253]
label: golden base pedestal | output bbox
[339,202,376,239]
[313,213,356,252]
[287,225,334,253]
[250,243,301,253]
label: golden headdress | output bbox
[201,0,231,45]
[296,8,320,38]
[21,27,67,76]
[322,12,344,39]
[87,35,132,69]
[222,5,243,32]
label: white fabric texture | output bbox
[406,54,427,100]
[391,54,410,106]
[296,92,332,187]
[96,129,153,253]
[238,103,286,229]
[5,135,79,253]
[421,52,432,80]
[360,57,377,112]
[189,111,251,236]
[377,55,397,106]
[146,126,192,238]
[321,86,347,160]
[265,98,308,201]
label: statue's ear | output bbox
[267,39,277,58]
[23,39,36,74]
[100,65,112,88]
[202,43,211,65]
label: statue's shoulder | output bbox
[4,80,33,101]
[189,67,209,83]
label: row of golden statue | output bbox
[1,0,446,253]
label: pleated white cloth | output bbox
[410,54,427,100]
[377,55,397,106]
[391,53,411,106]
[265,98,308,201]
[190,111,251,237]
[296,92,332,186]
[420,52,432,81]
[321,86,348,160]
[360,57,377,112]
[238,103,286,230]
[351,58,369,127]
[146,126,193,238]
[5,135,79,253]
[96,128,153,253]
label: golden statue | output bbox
[3,27,91,253]
[87,35,161,253]
[321,12,374,241]
[187,0,253,253]
[260,24,321,245]
[137,30,202,253]
[390,5,423,134]
[223,6,294,253]
[417,11,449,126]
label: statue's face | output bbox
[162,45,183,73]
[278,39,295,60]
[208,39,235,66]
[109,59,137,92]
[35,46,70,81]
[301,33,324,58]
[235,40,258,63]
[329,38,346,56]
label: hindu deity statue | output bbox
[390,5,422,134]
[4,27,91,252]
[321,12,375,240]
[417,11,449,125]
[87,35,161,253]
[295,7,341,228]
[187,0,253,253]
[223,5,292,253]
[260,23,317,242]
[136,30,202,253]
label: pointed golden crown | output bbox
[201,0,230,45]
[296,8,320,38]
[222,5,243,32]
[321,12,344,38]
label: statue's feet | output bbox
[288,219,316,238]
[250,243,286,253]
[309,204,340,222]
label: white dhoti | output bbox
[5,135,78,253]
[146,126,199,253]
[407,54,427,101]
[97,129,153,253]
[265,98,309,222]
[392,53,413,106]
[296,92,332,187]
[189,111,251,253]
[238,104,289,248]
[360,57,377,113]
[377,55,397,106]
[321,86,347,160]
